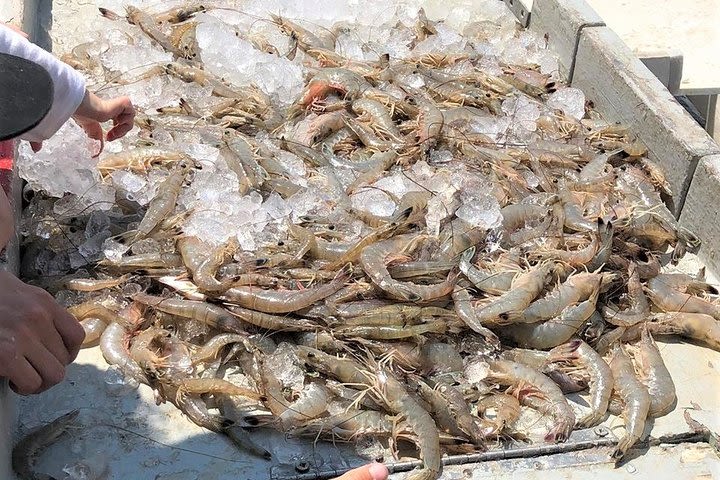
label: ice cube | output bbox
[18,120,104,199]
[264,343,305,394]
[547,88,586,120]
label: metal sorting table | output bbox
[2,0,720,479]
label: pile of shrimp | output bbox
[18,2,720,478]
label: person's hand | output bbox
[0,271,85,395]
[35,90,135,157]
[333,463,388,480]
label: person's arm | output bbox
[0,24,86,142]
[0,25,136,153]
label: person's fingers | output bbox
[106,103,136,141]
[38,322,71,366]
[76,118,105,157]
[30,141,43,153]
[107,120,134,142]
[53,310,85,362]
[7,358,43,395]
[25,339,66,393]
[334,463,388,480]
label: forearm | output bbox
[0,25,86,142]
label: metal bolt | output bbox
[295,461,311,473]
[594,426,609,437]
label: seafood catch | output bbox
[16,1,718,478]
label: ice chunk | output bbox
[264,343,305,394]
[196,20,305,106]
[262,192,292,223]
[502,95,541,132]
[350,188,396,217]
[18,120,104,199]
[412,23,467,56]
[111,170,147,202]
[100,45,172,76]
[102,237,130,263]
[547,88,586,120]
[455,201,502,230]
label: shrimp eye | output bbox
[244,416,259,426]
[307,351,316,358]
[277,240,285,246]
[328,225,335,230]
[499,312,509,321]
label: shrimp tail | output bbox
[98,7,122,21]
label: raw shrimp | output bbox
[80,317,109,347]
[501,289,599,349]
[292,68,372,114]
[226,305,316,331]
[278,381,332,428]
[12,410,80,480]
[154,4,205,23]
[68,300,126,325]
[221,264,351,313]
[134,293,246,334]
[351,98,403,141]
[547,339,613,427]
[411,376,485,446]
[192,333,248,365]
[487,359,576,442]
[100,322,149,386]
[452,282,501,349]
[293,410,394,440]
[473,262,555,326]
[508,271,607,323]
[476,393,521,437]
[270,14,334,51]
[133,163,190,242]
[603,262,649,327]
[628,328,676,418]
[175,378,265,402]
[458,247,516,295]
[607,343,650,459]
[65,274,131,292]
[100,7,182,56]
[360,233,458,302]
[646,275,720,320]
[192,240,238,293]
[375,368,442,480]
[335,321,447,341]
[648,312,720,351]
[97,147,188,175]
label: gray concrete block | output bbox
[528,0,604,78]
[572,26,720,217]
[679,155,720,277]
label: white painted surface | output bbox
[581,0,720,95]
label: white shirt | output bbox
[0,25,86,142]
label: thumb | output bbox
[334,463,388,480]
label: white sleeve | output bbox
[0,25,87,142]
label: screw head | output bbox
[594,426,609,437]
[295,461,311,473]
